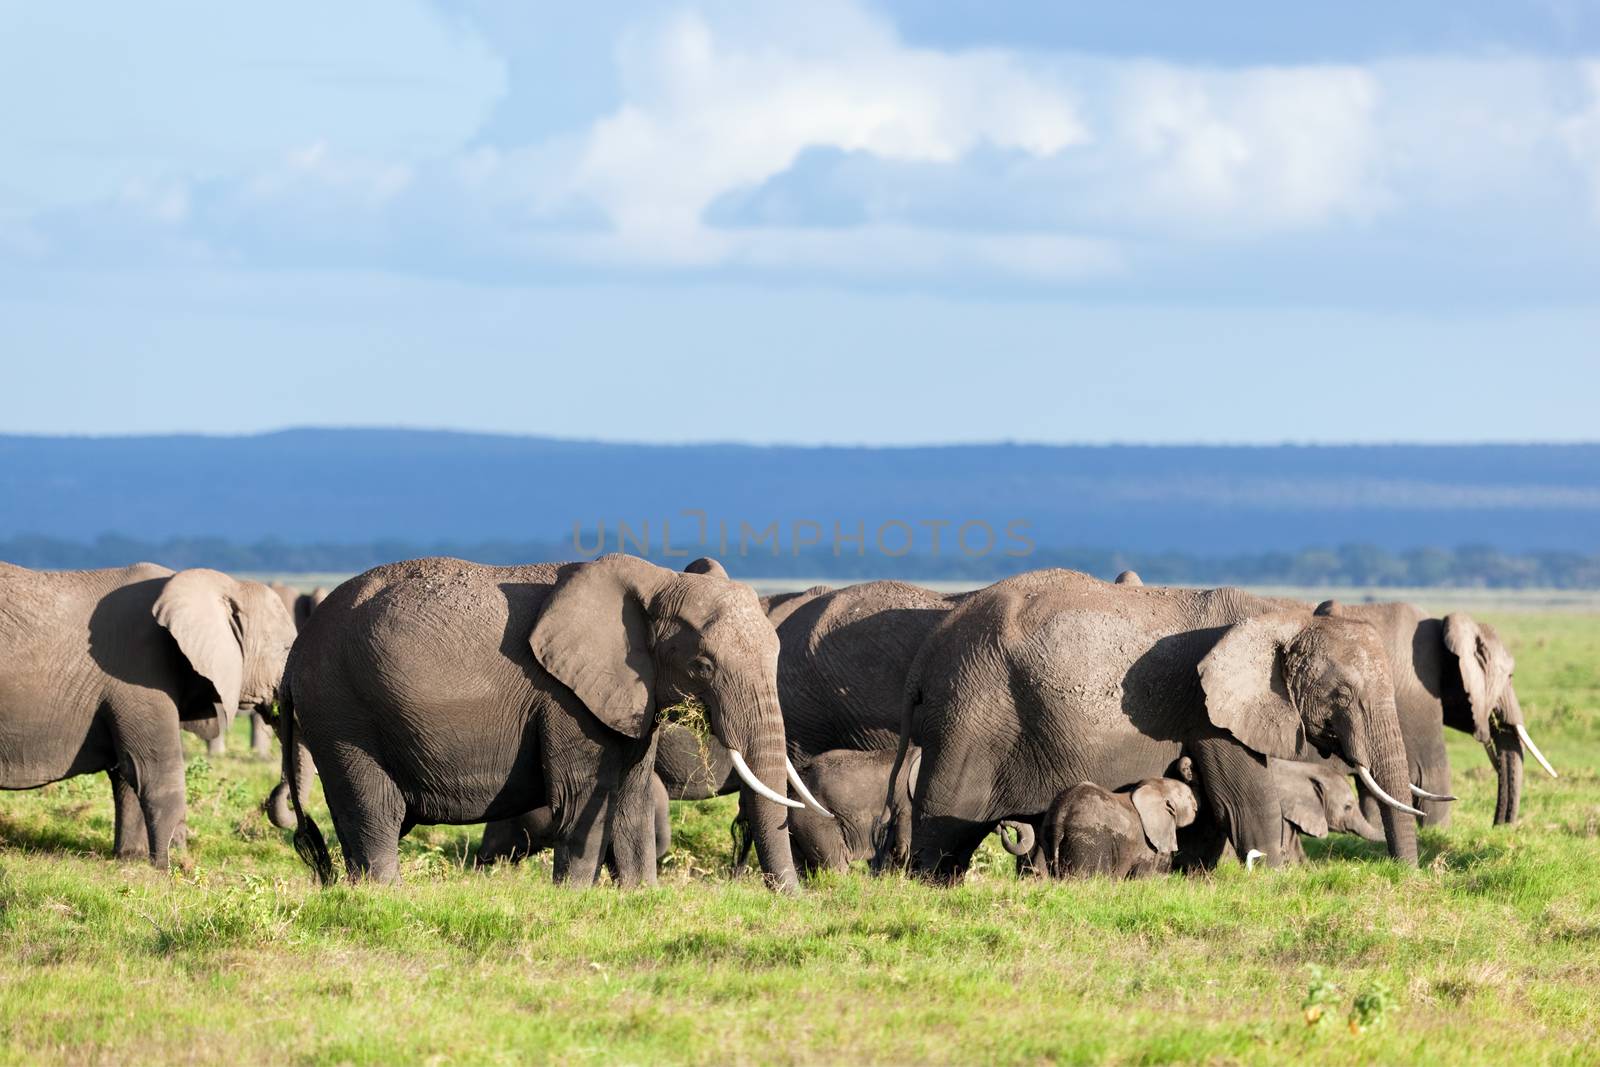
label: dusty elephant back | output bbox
[288,557,566,824]
[777,580,956,755]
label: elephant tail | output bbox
[282,682,334,886]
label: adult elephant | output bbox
[282,554,822,888]
[1319,600,1555,827]
[895,569,1422,881]
[0,562,298,865]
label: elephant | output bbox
[1272,754,1384,861]
[208,581,327,759]
[894,569,1422,882]
[478,774,672,868]
[1317,600,1555,827]
[1029,773,1199,879]
[1114,570,1143,586]
[0,562,298,865]
[742,747,918,875]
[281,554,826,888]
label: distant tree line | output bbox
[4,534,1600,588]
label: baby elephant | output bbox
[477,775,672,868]
[1273,756,1385,862]
[739,748,915,875]
[1041,775,1200,878]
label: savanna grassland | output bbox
[2,609,1598,1065]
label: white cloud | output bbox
[567,2,1086,258]
[9,0,1600,290]
[1099,62,1385,231]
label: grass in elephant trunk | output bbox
[0,612,1597,1065]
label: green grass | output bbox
[3,615,1599,1064]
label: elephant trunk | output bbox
[1489,685,1537,825]
[715,685,799,891]
[1364,708,1419,866]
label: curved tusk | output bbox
[1410,784,1457,802]
[1245,849,1265,871]
[1357,765,1425,817]
[728,750,804,809]
[784,756,834,818]
[1515,724,1558,779]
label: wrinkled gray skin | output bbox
[1272,754,1384,862]
[1320,600,1531,827]
[478,774,672,868]
[1031,776,1199,879]
[774,748,917,875]
[0,563,297,865]
[283,554,799,888]
[894,569,1418,882]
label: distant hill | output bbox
[1,431,1596,566]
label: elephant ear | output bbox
[529,555,660,739]
[1279,766,1330,838]
[1443,613,1494,740]
[1131,783,1180,854]
[1197,612,1306,759]
[152,569,244,724]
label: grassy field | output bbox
[2,610,1598,1065]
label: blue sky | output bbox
[2,1,1597,444]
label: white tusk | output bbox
[1515,724,1558,779]
[1357,766,1426,817]
[784,756,835,818]
[1410,784,1457,802]
[728,750,804,809]
[1245,849,1265,871]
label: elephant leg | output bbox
[108,767,148,861]
[206,733,227,757]
[106,710,187,867]
[652,784,672,864]
[1188,736,1284,868]
[605,772,660,889]
[907,744,998,882]
[551,785,611,888]
[318,754,405,885]
[250,713,273,759]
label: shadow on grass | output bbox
[1300,831,1511,871]
[0,811,109,858]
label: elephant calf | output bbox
[478,775,673,869]
[1273,756,1385,862]
[776,748,916,875]
[1037,775,1199,879]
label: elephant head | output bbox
[153,569,299,739]
[529,553,821,888]
[1275,756,1384,844]
[1113,570,1143,586]
[1198,610,1419,864]
[1128,777,1199,855]
[1443,613,1555,821]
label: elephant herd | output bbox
[0,554,1558,891]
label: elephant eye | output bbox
[688,655,715,680]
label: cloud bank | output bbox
[4,0,1599,295]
